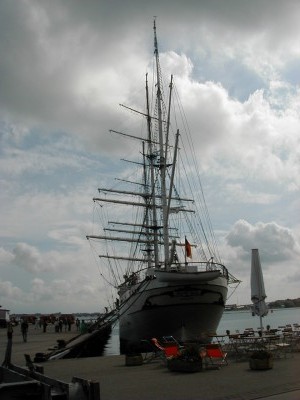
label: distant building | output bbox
[0,306,10,328]
[225,304,238,311]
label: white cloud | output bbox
[224,184,279,205]
[0,247,14,264]
[226,220,300,262]
[0,280,23,300]
[12,243,55,273]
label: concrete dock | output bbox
[1,324,300,399]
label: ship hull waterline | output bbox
[118,276,228,353]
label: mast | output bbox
[165,75,173,163]
[145,73,159,268]
[153,19,170,268]
[165,75,178,229]
[167,129,180,217]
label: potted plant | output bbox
[125,344,143,366]
[249,350,273,370]
[167,344,203,373]
[125,352,143,366]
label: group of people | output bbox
[54,318,88,334]
[4,317,88,345]
[54,317,73,333]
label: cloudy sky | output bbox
[1,0,299,315]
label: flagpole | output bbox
[260,314,263,335]
[184,236,187,264]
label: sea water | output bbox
[218,307,299,334]
[103,307,300,355]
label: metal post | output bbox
[2,322,13,366]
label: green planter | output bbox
[249,351,273,370]
[249,358,273,370]
[167,358,202,373]
[125,354,143,366]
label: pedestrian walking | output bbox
[21,319,29,342]
[76,318,80,331]
[54,319,59,333]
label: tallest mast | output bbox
[153,19,169,267]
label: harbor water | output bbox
[218,307,300,334]
[104,307,300,355]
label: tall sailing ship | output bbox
[87,21,238,353]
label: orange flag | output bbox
[185,238,192,259]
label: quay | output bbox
[1,324,300,399]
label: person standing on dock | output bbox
[76,318,80,331]
[21,319,29,342]
[80,320,87,334]
[34,318,39,330]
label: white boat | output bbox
[155,268,222,283]
[87,20,239,353]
